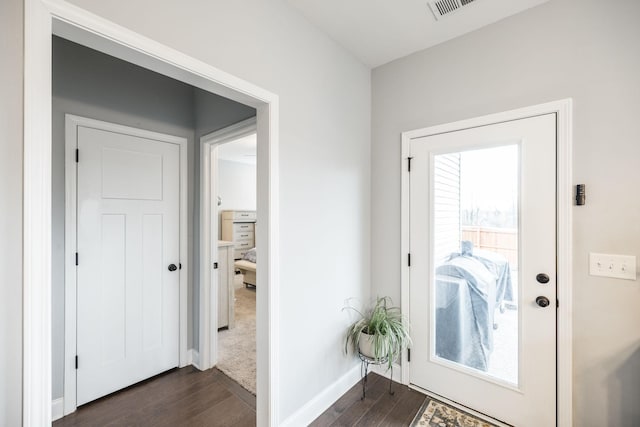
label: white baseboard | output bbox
[188,348,201,370]
[280,364,360,427]
[371,362,403,383]
[52,397,64,421]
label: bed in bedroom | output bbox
[234,248,256,287]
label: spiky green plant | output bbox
[344,296,412,369]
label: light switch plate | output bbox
[589,253,637,280]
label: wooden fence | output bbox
[461,226,518,270]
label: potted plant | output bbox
[344,296,412,369]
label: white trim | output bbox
[199,117,257,371]
[63,114,189,414]
[198,140,213,371]
[370,362,403,384]
[280,364,360,427]
[400,99,573,427]
[203,117,258,145]
[256,100,281,427]
[52,398,64,422]
[400,133,411,387]
[62,116,77,415]
[555,100,573,427]
[25,1,280,423]
[45,1,274,107]
[23,0,53,424]
[188,349,201,370]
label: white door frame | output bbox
[63,114,189,415]
[400,99,573,426]
[199,117,257,370]
[24,0,280,425]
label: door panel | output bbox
[100,147,163,200]
[409,114,556,426]
[76,125,180,406]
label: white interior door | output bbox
[408,114,556,426]
[76,125,180,406]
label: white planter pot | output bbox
[358,332,378,359]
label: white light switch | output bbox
[589,253,637,280]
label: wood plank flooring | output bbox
[54,367,256,427]
[54,369,425,427]
[311,373,427,427]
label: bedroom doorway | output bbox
[406,114,557,426]
[199,119,258,397]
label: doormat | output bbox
[410,396,500,427]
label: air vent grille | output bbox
[428,0,478,20]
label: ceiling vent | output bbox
[428,0,478,20]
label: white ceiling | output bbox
[218,133,257,165]
[287,0,550,68]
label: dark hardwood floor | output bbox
[311,373,427,427]
[54,369,424,427]
[54,367,256,427]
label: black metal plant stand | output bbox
[358,352,394,400]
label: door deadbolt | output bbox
[536,273,550,284]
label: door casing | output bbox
[400,99,573,426]
[64,114,188,414]
[199,117,257,370]
[23,1,280,425]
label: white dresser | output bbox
[221,210,256,260]
[218,241,235,329]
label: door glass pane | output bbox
[432,144,519,385]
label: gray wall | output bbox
[192,88,256,349]
[371,0,640,425]
[52,36,195,400]
[0,0,23,424]
[52,37,254,400]
[65,0,371,421]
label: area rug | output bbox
[410,396,500,427]
[217,286,256,395]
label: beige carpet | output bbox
[217,285,256,395]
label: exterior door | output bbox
[408,114,556,426]
[76,124,180,406]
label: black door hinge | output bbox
[408,157,413,172]
[407,348,411,362]
[75,355,78,369]
[75,252,78,266]
[213,262,218,269]
[408,253,411,267]
[556,299,559,308]
[75,149,79,163]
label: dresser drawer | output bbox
[235,249,250,260]
[234,240,254,251]
[233,222,255,233]
[233,230,254,242]
[222,210,256,221]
